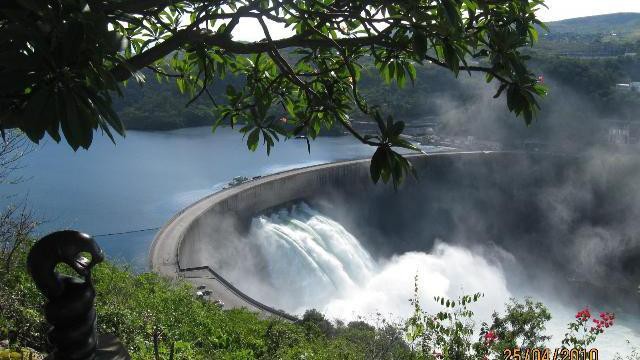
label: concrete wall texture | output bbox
[149,151,533,318]
[150,151,640,318]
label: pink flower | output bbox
[484,330,498,344]
[575,307,591,321]
[589,311,615,334]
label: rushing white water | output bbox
[247,203,640,358]
[249,203,376,311]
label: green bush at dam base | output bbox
[1,242,417,359]
[1,242,635,360]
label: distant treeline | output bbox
[114,54,640,150]
[114,12,640,144]
[112,71,241,131]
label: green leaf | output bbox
[462,0,477,11]
[494,83,508,99]
[21,86,51,143]
[441,1,462,27]
[373,111,386,133]
[370,146,384,183]
[389,120,405,137]
[380,63,392,84]
[91,93,125,137]
[527,24,539,44]
[176,78,186,93]
[263,130,275,155]
[396,65,406,88]
[59,93,81,150]
[443,43,460,75]
[406,63,417,84]
[394,139,421,153]
[247,128,260,151]
[412,30,429,57]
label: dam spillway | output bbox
[149,151,640,322]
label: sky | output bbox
[233,1,640,41]
[537,0,640,21]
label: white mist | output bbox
[247,203,639,358]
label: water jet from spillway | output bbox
[246,202,512,319]
[246,203,640,358]
[151,152,640,358]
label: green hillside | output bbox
[546,13,640,36]
[533,13,640,56]
[112,13,640,151]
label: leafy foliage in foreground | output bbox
[1,0,548,187]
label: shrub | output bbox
[0,244,620,359]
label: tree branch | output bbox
[110,26,509,86]
[110,28,191,81]
[145,65,182,78]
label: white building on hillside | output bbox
[608,125,631,145]
[616,83,640,92]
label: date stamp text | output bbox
[504,348,599,360]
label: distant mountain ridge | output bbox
[533,13,640,57]
[546,12,640,36]
[114,13,640,133]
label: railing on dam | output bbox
[150,155,391,320]
[151,151,585,321]
[151,152,509,320]
[179,265,299,322]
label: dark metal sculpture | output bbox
[27,230,129,360]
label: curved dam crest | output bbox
[150,151,640,320]
[149,152,393,319]
[150,151,495,318]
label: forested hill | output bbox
[534,13,640,56]
[546,13,640,37]
[115,13,640,148]
[112,71,241,131]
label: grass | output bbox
[1,240,637,359]
[0,243,414,359]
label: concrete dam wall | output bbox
[149,153,382,319]
[150,151,640,318]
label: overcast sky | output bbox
[233,1,640,41]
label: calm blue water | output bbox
[3,127,433,270]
